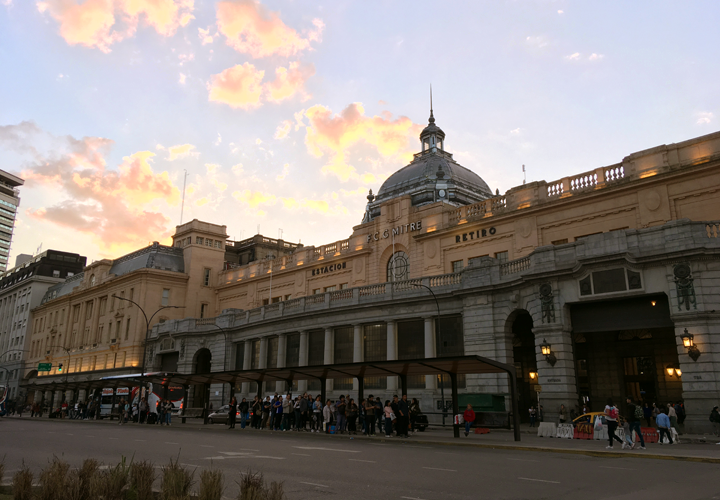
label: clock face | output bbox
[438,189,446,198]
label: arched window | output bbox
[90,274,96,286]
[387,251,409,282]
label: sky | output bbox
[0,0,719,266]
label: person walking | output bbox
[335,396,347,434]
[384,400,394,438]
[528,406,537,427]
[463,404,476,437]
[667,403,678,431]
[323,399,333,433]
[347,398,359,435]
[624,397,646,450]
[604,399,623,449]
[364,396,377,436]
[228,397,237,429]
[656,408,674,444]
[620,417,635,450]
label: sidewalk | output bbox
[6,415,720,463]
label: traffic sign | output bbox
[38,363,52,371]
[533,385,542,392]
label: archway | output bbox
[192,348,212,409]
[509,310,536,422]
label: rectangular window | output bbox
[266,336,279,369]
[451,260,464,273]
[161,288,170,306]
[494,251,509,264]
[115,320,121,339]
[324,285,336,292]
[205,239,213,247]
[551,238,569,245]
[333,326,354,364]
[200,303,208,318]
[196,237,204,245]
[53,270,60,278]
[235,342,245,370]
[363,323,387,362]
[285,333,300,367]
[313,288,322,295]
[436,315,464,357]
[125,318,131,340]
[73,305,80,323]
[129,288,134,302]
[251,340,260,369]
[340,283,349,290]
[214,240,222,249]
[308,330,325,366]
[99,297,107,315]
[203,268,211,286]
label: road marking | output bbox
[66,433,74,436]
[85,436,95,438]
[349,459,376,463]
[599,466,636,471]
[165,442,179,445]
[219,449,259,453]
[506,458,539,463]
[134,440,146,442]
[401,497,427,500]
[201,455,284,461]
[422,467,456,472]
[406,446,432,449]
[293,446,360,453]
[109,438,119,440]
[199,445,214,448]
[299,482,328,488]
[291,453,311,457]
[518,477,560,484]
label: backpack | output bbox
[634,405,643,420]
[608,406,619,419]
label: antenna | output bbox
[180,169,188,224]
[257,224,260,235]
[522,164,526,185]
[278,228,283,240]
[430,84,433,114]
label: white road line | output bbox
[599,466,636,471]
[518,477,561,484]
[165,442,179,445]
[405,446,432,449]
[66,433,74,436]
[293,446,360,453]
[134,439,146,442]
[291,453,311,457]
[506,458,539,462]
[422,467,456,472]
[349,459,376,463]
[85,436,95,438]
[219,449,259,453]
[401,497,427,500]
[299,482,329,488]
[199,445,214,448]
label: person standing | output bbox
[364,396,376,436]
[625,397,646,450]
[281,394,292,431]
[390,396,400,436]
[463,404,476,437]
[384,400,394,438]
[656,409,674,444]
[409,398,421,433]
[164,400,173,425]
[558,404,567,425]
[604,399,623,449]
[667,403,678,431]
[651,403,660,426]
[312,396,322,432]
[528,406,537,427]
[273,396,283,430]
[676,401,686,433]
[323,399,333,433]
[252,396,262,429]
[118,399,125,425]
[261,396,271,429]
[238,398,249,429]
[228,397,237,429]
[643,403,652,427]
[298,394,309,431]
[398,395,410,438]
[139,397,148,424]
[347,398,359,435]
[335,396,347,434]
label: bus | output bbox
[146,383,184,416]
[96,387,138,417]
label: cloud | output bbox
[565,52,604,62]
[232,189,277,208]
[696,111,714,124]
[302,102,422,182]
[198,26,214,44]
[526,36,548,48]
[8,128,181,255]
[178,72,186,84]
[274,120,292,140]
[216,0,324,58]
[214,133,222,145]
[265,62,315,103]
[564,52,581,61]
[588,53,604,61]
[36,0,195,52]
[510,128,521,135]
[166,143,198,160]
[208,62,265,109]
[276,163,289,180]
[558,10,564,14]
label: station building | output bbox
[24,110,720,432]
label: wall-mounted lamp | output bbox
[540,339,557,367]
[529,371,538,381]
[680,328,701,361]
[650,300,657,306]
[666,365,682,377]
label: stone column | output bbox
[298,331,309,392]
[533,324,578,423]
[424,317,436,390]
[259,337,268,369]
[276,333,287,393]
[324,327,333,392]
[241,339,252,395]
[387,320,397,391]
[353,324,362,390]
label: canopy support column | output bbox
[181,385,189,424]
[450,372,459,439]
[400,374,408,397]
[320,377,326,405]
[356,376,364,404]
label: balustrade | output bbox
[500,257,531,276]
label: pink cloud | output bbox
[208,62,265,109]
[216,0,323,58]
[265,61,315,103]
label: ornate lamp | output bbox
[540,339,557,367]
[666,365,675,377]
[529,371,538,381]
[681,328,701,361]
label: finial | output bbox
[367,189,375,203]
[429,84,435,123]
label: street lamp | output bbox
[680,328,701,361]
[529,371,538,381]
[409,283,448,427]
[111,295,184,376]
[540,339,557,367]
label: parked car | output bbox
[207,405,239,424]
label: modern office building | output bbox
[0,169,24,273]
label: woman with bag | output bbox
[384,400,395,438]
[604,398,623,449]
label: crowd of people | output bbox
[223,392,425,437]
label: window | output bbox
[308,330,325,366]
[99,297,107,315]
[73,305,80,323]
[53,270,60,278]
[339,283,349,290]
[312,288,322,295]
[161,288,170,306]
[324,285,336,292]
[115,320,121,339]
[200,303,208,318]
[285,333,300,367]
[85,301,93,320]
[333,327,354,364]
[196,237,204,245]
[67,272,74,277]
[90,274,96,286]
[124,318,131,340]
[387,251,409,282]
[494,251,509,263]
[398,320,426,389]
[266,336,279,369]
[205,238,213,247]
[451,260,464,273]
[363,324,387,362]
[203,268,211,286]
[214,240,222,249]
[251,340,260,369]
[129,288,134,302]
[552,238,569,245]
[235,342,245,370]
[579,268,642,296]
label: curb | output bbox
[7,416,720,464]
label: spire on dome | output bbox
[420,85,445,152]
[429,85,435,124]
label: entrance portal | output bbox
[511,311,536,422]
[192,348,212,409]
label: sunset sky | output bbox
[1,0,718,265]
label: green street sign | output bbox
[38,363,52,371]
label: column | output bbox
[241,339,252,394]
[276,333,287,393]
[533,324,578,424]
[387,320,397,391]
[353,325,362,390]
[424,317,436,390]
[298,331,309,392]
[259,337,268,369]
[324,327,333,392]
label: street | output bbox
[1,418,719,500]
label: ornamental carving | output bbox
[539,283,555,323]
[180,340,186,359]
[673,263,697,311]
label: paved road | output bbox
[2,418,719,500]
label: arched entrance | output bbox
[509,310,536,422]
[192,348,212,409]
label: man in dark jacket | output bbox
[625,397,646,450]
[398,394,410,438]
[298,394,309,431]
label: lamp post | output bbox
[111,295,184,377]
[410,283,447,426]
